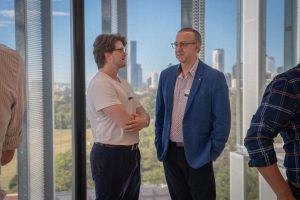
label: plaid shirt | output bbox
[244,64,300,183]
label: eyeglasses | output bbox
[112,47,126,53]
[171,42,196,49]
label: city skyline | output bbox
[0,0,284,83]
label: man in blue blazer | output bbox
[155,27,231,200]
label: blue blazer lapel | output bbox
[166,65,179,115]
[185,60,204,114]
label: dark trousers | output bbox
[163,142,216,200]
[90,143,141,200]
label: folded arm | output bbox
[123,106,150,133]
[102,104,134,128]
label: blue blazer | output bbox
[155,60,231,169]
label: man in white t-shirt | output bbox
[86,34,150,200]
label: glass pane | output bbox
[266,0,284,84]
[266,0,284,147]
[52,0,73,198]
[206,0,237,199]
[127,1,179,198]
[85,0,101,198]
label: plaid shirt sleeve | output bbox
[244,75,297,167]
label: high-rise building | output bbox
[127,40,136,86]
[181,0,205,61]
[146,76,152,88]
[150,72,159,89]
[284,0,298,69]
[266,55,276,74]
[212,49,224,72]
[101,0,128,79]
[224,72,232,88]
[136,64,143,88]
[232,63,243,79]
[127,41,142,88]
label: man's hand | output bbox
[124,114,148,134]
[1,149,15,165]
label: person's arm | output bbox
[1,149,15,165]
[0,57,16,166]
[244,76,297,198]
[1,51,24,164]
[257,164,295,200]
[123,106,149,133]
[0,96,13,166]
[90,78,135,130]
[102,104,134,129]
[154,74,165,159]
[210,72,231,160]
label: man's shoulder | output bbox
[0,44,21,61]
[161,64,178,74]
[266,64,300,99]
[202,62,222,74]
[158,65,177,81]
[0,45,23,80]
[274,64,300,83]
[200,63,224,80]
[87,72,108,91]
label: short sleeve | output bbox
[89,78,122,112]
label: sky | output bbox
[0,0,284,83]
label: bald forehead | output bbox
[176,31,195,41]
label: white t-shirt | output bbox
[86,71,141,145]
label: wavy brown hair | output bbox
[93,34,127,69]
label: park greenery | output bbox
[3,86,259,199]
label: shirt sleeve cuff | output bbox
[248,151,278,167]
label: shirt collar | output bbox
[176,59,199,78]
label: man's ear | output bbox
[196,42,201,52]
[104,52,112,61]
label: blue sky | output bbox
[0,0,284,83]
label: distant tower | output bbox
[127,41,142,88]
[127,41,136,86]
[136,64,143,88]
[181,0,205,61]
[212,49,224,72]
[284,0,298,69]
[265,55,275,74]
[102,0,128,79]
[150,72,158,89]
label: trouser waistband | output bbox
[95,142,138,150]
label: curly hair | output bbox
[93,34,127,69]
